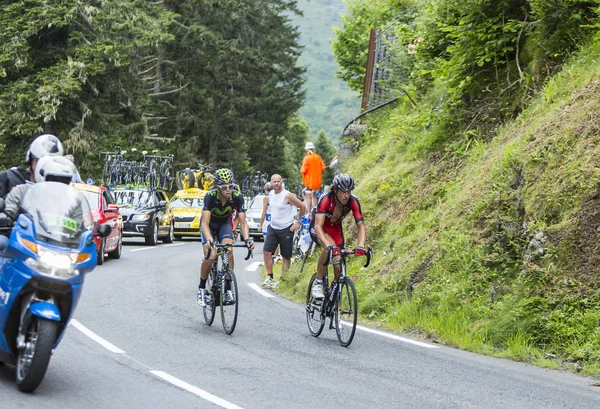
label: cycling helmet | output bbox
[34,156,75,184]
[304,141,315,150]
[333,174,355,191]
[26,134,64,163]
[213,168,235,185]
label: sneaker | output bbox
[312,284,324,299]
[197,288,207,307]
[261,276,275,288]
[223,290,235,305]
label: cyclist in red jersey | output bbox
[310,174,366,299]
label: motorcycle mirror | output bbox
[97,224,112,238]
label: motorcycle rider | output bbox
[0,134,64,199]
[0,156,75,222]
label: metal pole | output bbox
[361,28,377,112]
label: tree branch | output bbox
[149,83,190,97]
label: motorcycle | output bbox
[0,182,110,392]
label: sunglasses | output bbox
[218,184,235,190]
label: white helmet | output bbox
[26,134,64,163]
[34,156,74,184]
[304,141,315,150]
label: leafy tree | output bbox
[161,0,306,178]
[0,0,176,177]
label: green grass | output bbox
[273,38,600,375]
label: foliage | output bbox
[334,0,600,137]
[0,0,306,184]
[332,0,408,93]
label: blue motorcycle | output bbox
[0,182,110,392]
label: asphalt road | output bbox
[2,238,600,408]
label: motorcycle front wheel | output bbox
[16,317,59,393]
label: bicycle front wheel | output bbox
[335,278,358,347]
[306,273,325,337]
[220,269,238,335]
[203,271,216,326]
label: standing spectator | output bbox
[300,141,326,209]
[64,154,83,183]
[261,174,306,288]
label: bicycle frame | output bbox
[202,242,252,335]
[305,248,372,346]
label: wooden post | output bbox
[361,28,377,112]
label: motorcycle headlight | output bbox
[132,214,150,222]
[25,247,89,279]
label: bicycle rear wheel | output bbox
[220,269,238,335]
[203,271,216,325]
[335,278,358,347]
[306,273,325,337]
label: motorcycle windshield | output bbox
[21,182,94,247]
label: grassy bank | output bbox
[275,39,600,375]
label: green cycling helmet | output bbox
[214,168,235,185]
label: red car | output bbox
[74,183,123,265]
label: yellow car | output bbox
[168,188,207,239]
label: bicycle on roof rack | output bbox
[99,148,174,190]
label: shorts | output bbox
[264,224,294,259]
[310,223,344,248]
[201,221,233,244]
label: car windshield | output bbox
[169,198,203,208]
[249,195,265,211]
[21,182,93,246]
[77,190,100,210]
[112,190,154,209]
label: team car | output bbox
[110,187,175,245]
[73,183,123,265]
[167,188,207,239]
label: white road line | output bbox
[247,283,275,298]
[130,247,155,252]
[70,319,125,354]
[245,261,262,272]
[164,243,185,247]
[354,324,440,349]
[150,371,245,409]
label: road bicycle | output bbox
[203,242,252,335]
[100,149,125,186]
[305,247,372,347]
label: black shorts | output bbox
[201,221,233,244]
[264,224,293,259]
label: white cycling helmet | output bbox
[34,156,75,184]
[304,141,315,150]
[26,134,64,163]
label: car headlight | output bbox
[131,214,150,222]
[24,247,90,279]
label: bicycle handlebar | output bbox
[205,242,253,261]
[324,247,373,268]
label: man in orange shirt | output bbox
[300,141,326,208]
